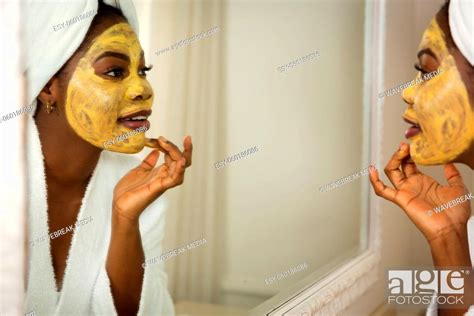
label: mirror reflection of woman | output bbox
[369,0,473,315]
[24,1,191,315]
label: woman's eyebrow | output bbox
[417,48,437,60]
[94,51,130,63]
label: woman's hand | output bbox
[112,136,193,221]
[371,143,474,314]
[368,142,471,243]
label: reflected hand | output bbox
[113,136,193,221]
[368,142,471,243]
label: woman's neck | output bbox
[457,142,474,169]
[34,111,102,188]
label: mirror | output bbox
[138,0,371,313]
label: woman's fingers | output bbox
[147,158,186,196]
[164,152,172,165]
[444,163,464,187]
[384,142,410,188]
[369,166,398,203]
[138,150,160,171]
[168,159,177,175]
[146,136,192,167]
[183,136,193,167]
[400,144,418,177]
[156,158,186,189]
[144,138,166,151]
[158,136,185,161]
[401,158,418,177]
[170,158,186,185]
[151,164,169,178]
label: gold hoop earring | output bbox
[45,101,55,114]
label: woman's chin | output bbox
[410,147,461,166]
[115,147,144,154]
[102,143,145,154]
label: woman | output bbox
[23,1,191,315]
[369,0,473,315]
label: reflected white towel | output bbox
[449,0,474,65]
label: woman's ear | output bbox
[37,76,62,107]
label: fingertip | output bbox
[444,162,459,174]
[400,143,409,152]
[396,145,410,159]
[141,149,160,170]
[149,149,159,156]
[368,169,377,181]
[146,149,158,157]
[184,135,192,148]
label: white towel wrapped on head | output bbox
[22,0,139,110]
[449,0,474,66]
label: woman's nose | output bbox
[126,82,153,101]
[402,75,418,106]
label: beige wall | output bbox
[219,0,368,309]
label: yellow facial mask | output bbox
[65,23,153,154]
[401,19,474,165]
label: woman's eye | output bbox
[104,68,124,78]
[139,65,153,77]
[414,63,428,75]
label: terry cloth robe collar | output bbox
[25,110,106,314]
[24,112,175,315]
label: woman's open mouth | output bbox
[403,115,422,139]
[118,110,152,130]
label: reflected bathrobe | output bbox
[24,114,175,315]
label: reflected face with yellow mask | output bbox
[401,11,474,166]
[64,22,153,153]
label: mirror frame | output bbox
[250,0,386,314]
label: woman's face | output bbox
[64,22,153,154]
[401,18,474,165]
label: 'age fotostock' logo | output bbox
[387,269,468,307]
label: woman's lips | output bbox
[405,126,421,138]
[118,110,151,130]
[119,120,150,130]
[402,116,422,139]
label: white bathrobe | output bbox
[24,112,175,315]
